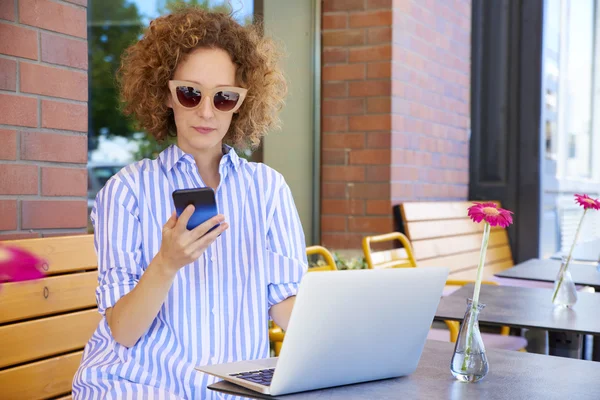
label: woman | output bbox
[73,7,307,399]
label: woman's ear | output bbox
[165,93,173,109]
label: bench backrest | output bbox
[398,201,514,281]
[0,235,99,400]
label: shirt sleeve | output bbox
[91,176,144,316]
[265,180,308,309]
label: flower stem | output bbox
[461,222,490,372]
[552,209,586,303]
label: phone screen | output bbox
[172,188,219,231]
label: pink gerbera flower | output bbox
[468,202,514,228]
[0,244,46,284]
[574,194,600,210]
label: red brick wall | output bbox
[391,0,470,203]
[321,0,470,249]
[0,0,88,240]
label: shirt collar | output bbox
[159,144,241,172]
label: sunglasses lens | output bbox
[175,86,202,108]
[214,91,241,112]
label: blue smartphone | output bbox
[172,188,219,231]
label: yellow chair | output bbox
[268,245,337,355]
[362,232,417,269]
[362,233,522,350]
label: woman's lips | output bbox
[193,126,215,134]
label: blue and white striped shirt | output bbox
[73,144,307,399]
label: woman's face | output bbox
[168,47,238,155]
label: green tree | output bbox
[88,0,143,151]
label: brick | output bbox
[349,45,391,62]
[349,149,390,165]
[321,215,347,232]
[367,0,392,8]
[348,183,389,199]
[0,232,40,240]
[0,130,17,160]
[323,14,347,29]
[41,32,88,70]
[391,166,420,181]
[0,200,18,230]
[323,30,365,46]
[367,98,390,114]
[368,27,392,44]
[391,183,415,199]
[0,23,37,59]
[41,100,88,132]
[21,200,87,229]
[323,0,365,12]
[366,132,390,148]
[322,199,364,215]
[322,165,365,182]
[322,133,365,149]
[322,182,347,198]
[0,58,16,91]
[323,48,348,64]
[323,82,348,98]
[42,167,87,196]
[366,199,391,215]
[19,0,87,38]
[21,132,87,163]
[0,164,38,195]
[63,0,87,6]
[0,1,15,21]
[349,115,390,131]
[0,94,37,127]
[349,10,392,28]
[367,62,391,79]
[366,165,391,181]
[321,233,364,250]
[322,149,347,166]
[348,216,392,233]
[323,98,365,116]
[349,81,391,97]
[323,64,365,81]
[322,116,348,132]
[21,63,87,101]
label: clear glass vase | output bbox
[450,298,488,383]
[552,256,577,307]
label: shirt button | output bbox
[212,308,217,314]
[211,356,217,363]
[211,255,216,262]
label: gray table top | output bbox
[495,258,600,290]
[208,340,600,399]
[435,283,600,335]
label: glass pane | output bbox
[543,0,560,161]
[564,0,594,178]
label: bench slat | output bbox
[405,219,503,241]
[0,309,100,368]
[417,245,513,272]
[412,230,510,261]
[447,260,514,281]
[0,351,82,400]
[0,271,97,324]
[401,201,500,222]
[2,235,96,275]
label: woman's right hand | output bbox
[156,205,229,274]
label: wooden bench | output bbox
[0,235,99,400]
[396,201,514,281]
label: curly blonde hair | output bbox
[118,7,287,149]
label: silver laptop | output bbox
[197,267,449,396]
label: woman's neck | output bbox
[179,142,223,189]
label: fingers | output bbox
[163,211,177,230]
[188,222,229,257]
[189,214,226,241]
[175,205,195,234]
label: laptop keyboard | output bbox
[229,368,275,386]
